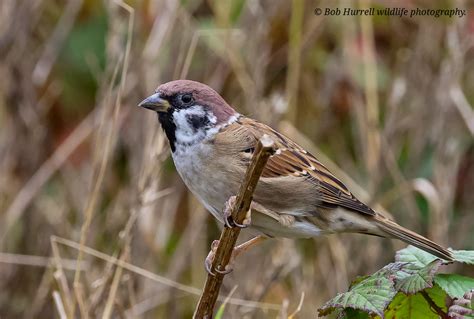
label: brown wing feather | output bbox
[214,117,453,261]
[234,117,375,216]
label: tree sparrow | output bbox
[138,80,453,262]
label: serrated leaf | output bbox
[397,246,474,266]
[434,274,474,299]
[395,246,439,267]
[318,272,396,318]
[394,260,443,294]
[385,293,436,319]
[348,275,370,289]
[319,247,474,318]
[450,250,474,265]
[385,285,447,319]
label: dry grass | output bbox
[0,0,473,318]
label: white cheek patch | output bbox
[173,105,216,145]
[172,105,239,154]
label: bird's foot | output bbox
[204,236,266,276]
[223,196,251,229]
[204,240,234,276]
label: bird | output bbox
[138,79,453,269]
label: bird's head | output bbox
[138,80,239,152]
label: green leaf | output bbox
[434,274,474,299]
[391,247,445,294]
[425,284,449,312]
[397,246,474,266]
[451,249,474,264]
[385,293,435,319]
[319,247,474,318]
[318,270,397,317]
[385,285,447,319]
[394,260,443,294]
[395,246,439,267]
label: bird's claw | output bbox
[223,196,251,229]
[204,240,235,276]
[225,216,249,228]
[205,240,219,276]
[214,265,233,275]
[204,256,215,276]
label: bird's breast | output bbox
[171,142,241,222]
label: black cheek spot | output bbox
[187,114,210,131]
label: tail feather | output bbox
[374,217,453,261]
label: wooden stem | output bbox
[193,135,275,318]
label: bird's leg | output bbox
[205,236,266,275]
[205,240,220,275]
[223,197,295,228]
[223,196,251,228]
[251,201,295,227]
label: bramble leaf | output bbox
[318,270,396,318]
[396,246,474,266]
[450,250,474,265]
[395,246,439,267]
[318,247,474,318]
[394,259,443,294]
[385,285,447,319]
[434,274,474,299]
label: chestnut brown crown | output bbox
[156,80,237,123]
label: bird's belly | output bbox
[250,213,327,238]
[172,145,237,222]
[172,144,328,238]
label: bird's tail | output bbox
[373,215,453,261]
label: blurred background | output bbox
[0,0,473,318]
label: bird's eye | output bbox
[180,94,193,105]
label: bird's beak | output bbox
[138,93,170,112]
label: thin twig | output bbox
[450,85,474,136]
[288,291,305,319]
[72,1,134,317]
[32,0,83,86]
[285,0,304,124]
[359,0,380,191]
[51,236,281,311]
[52,291,68,319]
[193,135,276,318]
[102,245,130,319]
[1,107,99,241]
[0,252,88,270]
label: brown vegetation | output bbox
[0,0,473,318]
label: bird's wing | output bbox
[233,117,376,216]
